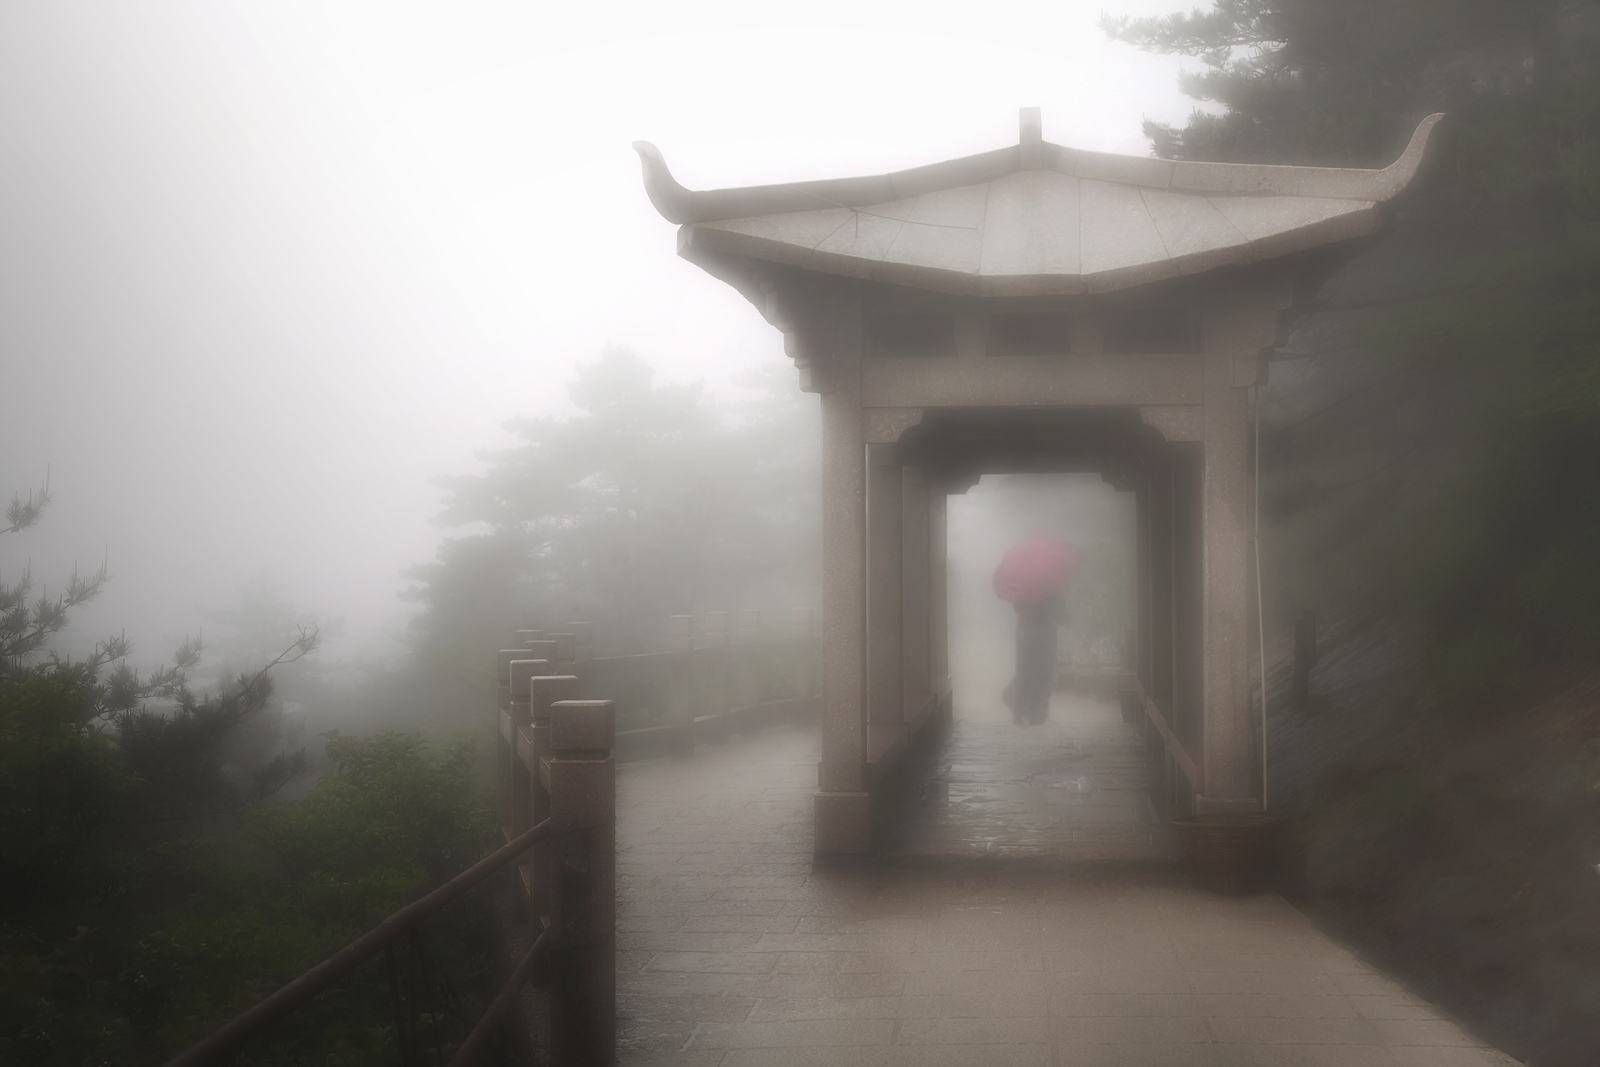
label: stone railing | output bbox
[498,609,819,766]
[167,690,616,1067]
[496,652,616,1065]
[488,609,817,1062]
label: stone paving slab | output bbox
[889,694,1179,862]
[616,720,1519,1066]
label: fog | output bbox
[15,5,1600,1065]
[948,475,1135,722]
[0,0,1198,672]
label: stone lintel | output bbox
[862,354,1201,408]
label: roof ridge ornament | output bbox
[1019,107,1043,170]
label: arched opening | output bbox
[869,408,1200,859]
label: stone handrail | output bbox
[499,609,819,764]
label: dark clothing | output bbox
[1010,592,1064,724]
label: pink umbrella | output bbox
[992,539,1076,604]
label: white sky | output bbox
[0,0,1206,662]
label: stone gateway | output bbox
[636,109,1444,856]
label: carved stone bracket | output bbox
[864,408,925,444]
[755,268,830,394]
[1139,406,1204,443]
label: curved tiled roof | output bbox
[635,112,1444,298]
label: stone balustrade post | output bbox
[545,698,616,1067]
[528,673,579,919]
[496,649,526,829]
[549,632,578,667]
[507,659,551,846]
[569,621,594,663]
[522,639,557,666]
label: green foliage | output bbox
[2,477,110,666]
[1104,0,1566,165]
[1,486,499,1065]
[2,725,495,1067]
[1112,0,1600,695]
[258,731,490,886]
[407,347,818,707]
[0,662,136,916]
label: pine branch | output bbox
[2,476,51,536]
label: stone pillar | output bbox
[815,295,869,855]
[929,489,950,716]
[866,443,903,748]
[546,698,616,1066]
[900,465,931,725]
[1197,314,1259,811]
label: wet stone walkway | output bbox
[615,704,1520,1067]
[888,693,1178,863]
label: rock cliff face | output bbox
[1269,601,1600,1066]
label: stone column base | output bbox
[813,791,871,854]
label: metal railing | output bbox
[169,609,814,1067]
[167,690,619,1067]
[165,819,554,1067]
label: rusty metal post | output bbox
[546,699,616,1067]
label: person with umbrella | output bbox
[993,538,1076,725]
